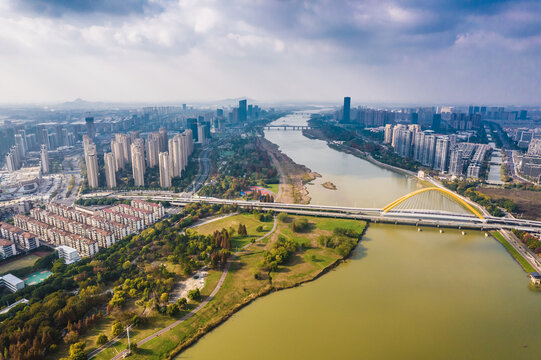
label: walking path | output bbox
[102,216,277,360]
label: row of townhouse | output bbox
[13,215,98,257]
[46,203,132,241]
[131,199,165,218]
[98,208,145,231]
[112,203,156,226]
[30,208,115,248]
[0,222,40,251]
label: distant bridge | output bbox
[264,125,313,130]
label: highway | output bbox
[88,192,541,232]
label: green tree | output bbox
[68,342,87,360]
[122,261,132,270]
[96,334,108,346]
[277,212,289,222]
[166,303,180,317]
[111,322,123,337]
[160,292,169,304]
[188,288,201,301]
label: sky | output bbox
[0,0,540,105]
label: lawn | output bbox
[264,183,280,194]
[0,254,40,275]
[194,213,273,250]
[92,215,367,360]
[492,231,535,273]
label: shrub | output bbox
[188,288,201,301]
[277,212,289,222]
[96,334,108,346]
[292,218,310,232]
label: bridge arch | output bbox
[382,187,485,220]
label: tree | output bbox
[188,288,201,301]
[277,212,289,222]
[166,303,180,317]
[122,261,132,270]
[111,322,123,337]
[68,342,87,360]
[160,292,169,304]
[96,334,108,346]
[64,330,79,345]
[238,223,247,236]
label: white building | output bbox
[40,144,49,174]
[159,152,172,188]
[0,238,16,259]
[56,245,81,264]
[131,140,145,187]
[104,152,117,189]
[0,273,25,293]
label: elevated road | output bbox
[105,193,541,232]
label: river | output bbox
[180,112,541,359]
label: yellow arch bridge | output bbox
[381,187,486,221]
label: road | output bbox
[499,229,541,273]
[106,216,277,360]
[189,146,211,194]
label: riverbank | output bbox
[327,142,417,177]
[259,137,320,204]
[93,214,367,360]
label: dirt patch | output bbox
[169,268,208,303]
[478,187,541,221]
[258,137,320,204]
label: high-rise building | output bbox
[432,114,441,131]
[111,139,124,170]
[5,149,17,172]
[104,152,117,189]
[448,149,464,176]
[146,133,160,168]
[411,112,418,124]
[197,124,207,144]
[14,134,26,159]
[115,133,131,164]
[159,152,172,188]
[391,125,412,158]
[131,141,145,187]
[85,143,99,188]
[342,97,351,123]
[187,118,198,142]
[158,127,168,152]
[239,99,247,123]
[40,145,50,174]
[433,137,450,171]
[384,124,393,144]
[85,117,95,139]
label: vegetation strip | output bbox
[491,231,535,273]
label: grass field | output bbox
[194,213,273,250]
[264,183,279,194]
[91,215,367,360]
[492,231,535,273]
[0,254,39,275]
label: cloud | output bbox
[17,0,164,16]
[0,0,539,104]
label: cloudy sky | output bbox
[1,0,540,105]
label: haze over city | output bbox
[1,0,540,104]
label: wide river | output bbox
[181,112,541,359]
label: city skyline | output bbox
[0,0,540,105]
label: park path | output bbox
[106,216,277,360]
